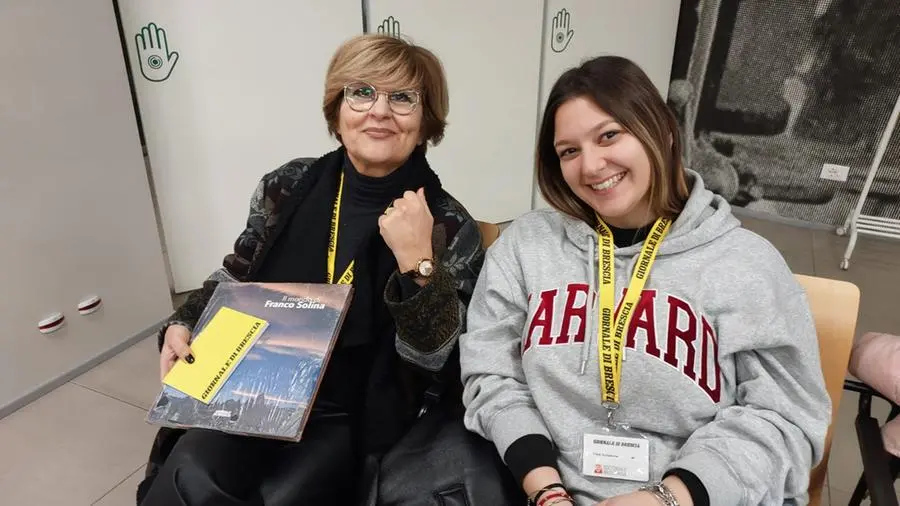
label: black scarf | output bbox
[252,144,442,342]
[250,145,444,453]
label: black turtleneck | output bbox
[607,224,650,248]
[333,155,415,280]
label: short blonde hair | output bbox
[323,34,449,146]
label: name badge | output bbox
[581,432,650,482]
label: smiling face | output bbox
[337,81,424,176]
[536,56,690,230]
[553,96,653,229]
[323,35,450,176]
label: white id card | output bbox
[581,430,650,482]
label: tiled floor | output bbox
[1,214,898,505]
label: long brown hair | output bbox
[536,55,689,228]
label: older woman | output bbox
[137,34,486,505]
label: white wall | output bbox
[118,0,363,293]
[121,1,680,291]
[365,0,545,225]
[0,0,173,413]
[532,0,682,209]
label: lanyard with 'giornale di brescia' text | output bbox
[595,216,671,419]
[326,171,355,285]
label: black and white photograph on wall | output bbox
[667,0,900,227]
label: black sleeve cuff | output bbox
[398,273,423,300]
[503,434,559,486]
[663,468,709,506]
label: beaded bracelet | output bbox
[527,483,568,506]
[536,491,569,505]
[543,498,575,506]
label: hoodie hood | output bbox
[562,169,741,257]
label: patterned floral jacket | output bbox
[157,155,486,374]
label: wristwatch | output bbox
[402,258,435,279]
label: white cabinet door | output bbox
[365,0,545,224]
[0,0,173,413]
[532,0,681,209]
[118,1,363,292]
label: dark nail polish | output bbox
[186,354,195,364]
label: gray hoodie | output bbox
[459,172,831,505]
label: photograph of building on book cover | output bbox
[668,0,900,227]
[147,282,351,441]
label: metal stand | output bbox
[836,92,900,270]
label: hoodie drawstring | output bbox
[579,236,596,375]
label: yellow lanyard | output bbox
[327,171,354,285]
[596,217,671,410]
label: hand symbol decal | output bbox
[135,22,179,82]
[551,8,574,53]
[377,16,401,38]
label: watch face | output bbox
[418,259,434,277]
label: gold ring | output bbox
[384,206,393,215]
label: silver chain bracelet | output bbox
[639,481,679,506]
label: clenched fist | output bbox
[378,187,434,278]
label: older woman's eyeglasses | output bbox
[343,82,420,115]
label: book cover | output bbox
[146,282,353,441]
[163,306,269,404]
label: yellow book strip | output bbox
[163,306,268,404]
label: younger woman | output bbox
[459,56,831,506]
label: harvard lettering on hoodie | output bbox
[459,171,831,506]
